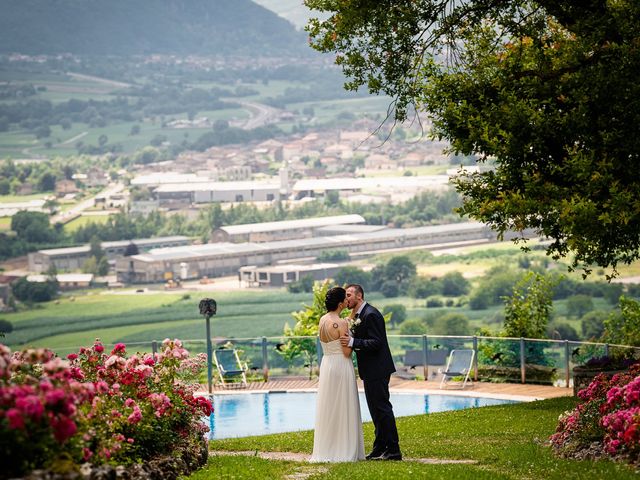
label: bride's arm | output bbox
[338,321,353,358]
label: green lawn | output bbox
[200,396,637,479]
[63,214,111,233]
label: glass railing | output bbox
[49,335,640,390]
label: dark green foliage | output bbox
[332,266,372,291]
[306,0,640,275]
[0,319,13,334]
[581,310,607,340]
[548,322,580,341]
[565,294,594,318]
[409,276,441,299]
[316,249,350,262]
[11,277,58,303]
[10,211,60,244]
[440,271,470,297]
[286,275,314,294]
[382,304,407,329]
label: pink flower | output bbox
[66,353,78,361]
[94,344,104,353]
[111,343,126,355]
[95,381,109,394]
[142,355,155,366]
[124,398,136,408]
[44,389,66,406]
[83,448,93,461]
[51,416,77,442]
[15,395,44,420]
[6,408,25,429]
[127,405,142,424]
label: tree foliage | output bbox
[280,280,330,379]
[603,296,640,347]
[503,271,554,339]
[306,0,640,275]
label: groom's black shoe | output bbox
[365,449,386,460]
[379,450,403,461]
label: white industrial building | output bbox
[28,236,191,273]
[210,214,366,243]
[115,222,510,284]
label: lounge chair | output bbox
[213,349,248,388]
[439,349,475,389]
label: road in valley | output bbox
[51,182,125,225]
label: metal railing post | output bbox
[206,316,213,394]
[520,337,526,384]
[422,335,428,381]
[261,336,269,382]
[604,343,610,357]
[151,340,158,355]
[473,336,478,382]
[564,340,570,388]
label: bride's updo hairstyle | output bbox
[325,286,346,312]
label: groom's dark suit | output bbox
[351,302,400,457]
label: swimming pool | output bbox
[206,392,517,439]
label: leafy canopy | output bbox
[306,0,640,276]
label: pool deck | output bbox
[198,377,574,402]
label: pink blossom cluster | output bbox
[550,363,640,463]
[0,339,212,477]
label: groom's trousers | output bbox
[363,375,400,453]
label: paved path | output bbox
[210,449,477,464]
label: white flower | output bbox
[348,317,361,333]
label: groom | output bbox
[340,284,402,461]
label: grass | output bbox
[63,214,111,233]
[199,397,638,479]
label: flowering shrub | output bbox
[550,363,640,464]
[0,339,212,478]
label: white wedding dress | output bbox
[310,330,365,463]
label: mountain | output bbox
[0,0,308,56]
[253,0,329,30]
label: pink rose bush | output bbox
[550,363,640,464]
[0,339,212,477]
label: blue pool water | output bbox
[206,392,516,439]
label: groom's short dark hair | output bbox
[346,283,365,299]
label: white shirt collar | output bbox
[356,301,367,316]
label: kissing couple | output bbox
[310,284,402,462]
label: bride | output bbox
[310,286,365,462]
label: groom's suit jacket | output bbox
[351,303,396,381]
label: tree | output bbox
[399,319,426,336]
[581,310,608,340]
[306,0,640,276]
[280,280,330,379]
[124,242,139,256]
[11,277,57,303]
[10,211,58,244]
[383,256,416,291]
[565,294,594,319]
[98,134,108,147]
[439,271,470,297]
[431,313,470,336]
[382,304,407,330]
[89,235,104,262]
[603,296,640,347]
[332,266,371,291]
[0,319,13,335]
[503,272,554,339]
[38,172,56,192]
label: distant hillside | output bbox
[253,0,329,30]
[0,0,308,56]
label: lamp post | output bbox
[199,298,217,395]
